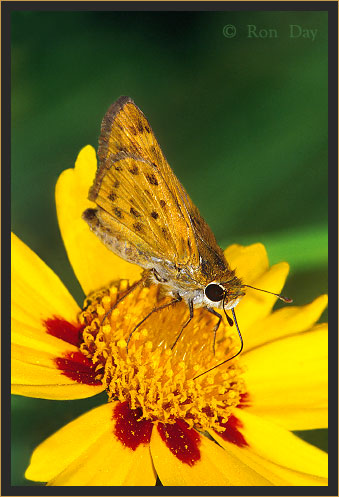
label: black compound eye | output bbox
[205,283,225,302]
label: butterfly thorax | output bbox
[146,248,245,311]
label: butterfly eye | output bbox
[205,283,225,302]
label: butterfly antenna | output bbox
[193,306,243,381]
[242,284,293,303]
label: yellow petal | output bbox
[11,344,104,400]
[11,233,79,326]
[11,233,104,399]
[244,294,328,351]
[228,409,328,479]
[12,382,104,400]
[150,423,272,486]
[224,243,269,283]
[12,322,105,399]
[243,324,328,430]
[236,261,290,331]
[55,145,142,295]
[211,430,328,486]
[26,402,156,486]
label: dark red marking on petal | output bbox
[113,401,153,450]
[157,419,201,466]
[44,316,84,347]
[238,392,251,408]
[55,351,102,385]
[216,414,248,447]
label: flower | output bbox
[11,146,328,486]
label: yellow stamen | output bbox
[78,280,246,433]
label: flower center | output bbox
[78,280,246,433]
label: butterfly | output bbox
[83,96,291,377]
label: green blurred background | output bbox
[11,10,328,485]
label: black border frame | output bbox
[3,1,338,496]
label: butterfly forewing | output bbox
[90,153,189,262]
[89,97,206,268]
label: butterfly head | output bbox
[204,276,245,310]
[203,276,293,310]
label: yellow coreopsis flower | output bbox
[11,146,328,486]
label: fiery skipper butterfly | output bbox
[83,97,291,376]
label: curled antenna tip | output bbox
[280,296,293,304]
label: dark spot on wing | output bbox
[83,208,98,223]
[191,216,201,228]
[114,207,123,219]
[128,164,139,175]
[200,259,211,277]
[145,190,152,197]
[133,222,143,232]
[108,192,117,201]
[113,180,120,188]
[174,198,181,209]
[130,126,138,136]
[130,207,140,218]
[161,227,169,240]
[146,173,158,186]
[160,199,166,208]
[151,211,159,220]
[115,165,122,172]
[137,121,144,132]
[145,126,151,133]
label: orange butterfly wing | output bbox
[87,97,226,276]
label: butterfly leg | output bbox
[205,307,223,356]
[100,276,146,326]
[151,268,168,283]
[126,296,181,352]
[171,299,194,350]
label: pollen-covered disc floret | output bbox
[79,280,246,432]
